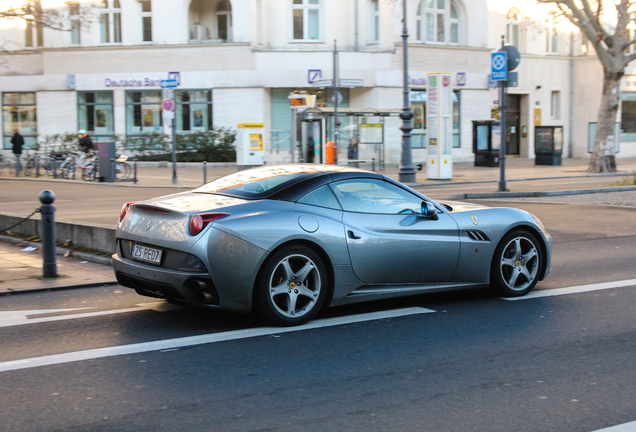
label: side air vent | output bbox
[464,230,490,242]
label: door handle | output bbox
[348,230,361,240]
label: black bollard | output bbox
[203,161,207,184]
[39,190,58,278]
[133,159,138,184]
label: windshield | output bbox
[193,165,359,199]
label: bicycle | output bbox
[57,151,95,180]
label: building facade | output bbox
[1,0,634,166]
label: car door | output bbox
[331,178,461,285]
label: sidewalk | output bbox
[1,156,635,295]
[0,240,116,295]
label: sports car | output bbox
[113,164,552,326]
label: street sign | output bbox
[491,52,508,81]
[508,71,518,87]
[160,79,178,88]
[162,99,175,112]
[339,79,363,88]
[499,45,521,72]
[162,88,174,100]
[162,111,175,119]
[312,79,333,88]
[332,90,343,104]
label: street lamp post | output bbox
[398,0,416,183]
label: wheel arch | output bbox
[252,239,336,310]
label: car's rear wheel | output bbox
[490,229,542,297]
[255,245,328,326]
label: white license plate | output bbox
[131,244,162,264]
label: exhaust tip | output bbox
[194,290,215,304]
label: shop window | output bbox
[78,92,114,141]
[140,0,152,42]
[175,90,213,132]
[417,0,461,45]
[125,91,162,134]
[621,92,636,139]
[409,90,461,149]
[99,0,122,44]
[292,0,320,41]
[2,93,37,150]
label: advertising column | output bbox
[426,73,453,180]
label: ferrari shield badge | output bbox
[471,216,478,226]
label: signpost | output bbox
[162,95,177,184]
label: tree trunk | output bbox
[589,70,621,173]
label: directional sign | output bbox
[312,79,333,88]
[160,79,178,88]
[162,99,175,111]
[491,52,508,81]
[339,79,363,88]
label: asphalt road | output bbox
[0,202,635,431]
[0,175,630,226]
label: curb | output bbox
[0,235,113,266]
[0,281,120,296]
[450,185,636,200]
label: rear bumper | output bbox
[112,254,221,309]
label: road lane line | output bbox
[503,279,636,301]
[0,307,435,373]
[0,302,182,329]
[591,420,636,431]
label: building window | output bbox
[67,2,80,45]
[370,0,379,43]
[621,92,636,136]
[25,19,43,47]
[2,93,37,150]
[506,8,521,49]
[292,0,320,41]
[176,90,213,132]
[78,92,114,141]
[550,91,560,119]
[140,0,152,42]
[189,0,233,42]
[126,91,162,134]
[417,0,460,45]
[546,25,558,53]
[99,0,121,44]
[410,90,461,148]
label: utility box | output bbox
[426,73,453,179]
[535,126,563,166]
[472,120,501,167]
[236,123,265,170]
[97,141,116,182]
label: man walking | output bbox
[11,129,24,175]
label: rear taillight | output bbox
[119,202,136,222]
[188,213,230,236]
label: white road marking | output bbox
[0,302,182,329]
[0,307,434,373]
[591,421,636,432]
[503,279,636,301]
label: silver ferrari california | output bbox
[113,164,552,326]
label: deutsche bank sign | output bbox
[491,52,508,81]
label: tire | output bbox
[490,229,543,297]
[255,245,328,326]
[82,165,96,181]
[24,159,35,176]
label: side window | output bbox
[330,179,423,214]
[297,185,342,210]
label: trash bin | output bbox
[325,141,335,164]
[472,120,501,167]
[535,126,563,166]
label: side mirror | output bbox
[421,202,439,220]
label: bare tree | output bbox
[539,0,636,172]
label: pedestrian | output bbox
[11,129,24,175]
[78,130,94,154]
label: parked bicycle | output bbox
[57,151,96,180]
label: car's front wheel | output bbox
[255,245,328,326]
[490,229,543,297]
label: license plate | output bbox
[131,244,162,264]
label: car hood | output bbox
[143,192,250,213]
[439,200,488,213]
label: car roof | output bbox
[192,164,383,200]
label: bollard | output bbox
[15,155,20,177]
[203,161,207,184]
[133,160,138,184]
[39,190,58,278]
[52,156,57,178]
[35,155,40,177]
[372,158,375,172]
[71,159,76,180]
